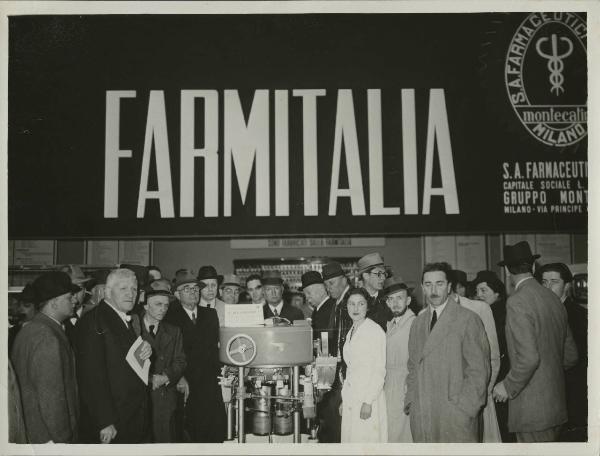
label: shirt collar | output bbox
[515,276,534,290]
[430,298,449,320]
[199,298,215,308]
[45,313,65,330]
[316,296,329,312]
[143,314,159,332]
[105,300,131,328]
[182,305,198,321]
[337,285,350,305]
[269,301,284,313]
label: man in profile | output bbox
[12,271,80,443]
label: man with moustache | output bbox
[318,262,353,443]
[164,270,226,442]
[11,271,80,443]
[382,277,415,442]
[197,265,226,326]
[357,253,390,332]
[76,268,153,443]
[219,274,243,305]
[406,262,490,442]
[135,287,187,442]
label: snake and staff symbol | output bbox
[536,33,573,96]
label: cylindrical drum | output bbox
[252,385,272,436]
[273,387,293,435]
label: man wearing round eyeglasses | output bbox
[357,253,391,332]
[165,270,226,443]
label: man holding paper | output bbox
[75,268,153,443]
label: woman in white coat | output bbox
[339,288,387,443]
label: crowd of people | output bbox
[7,241,587,444]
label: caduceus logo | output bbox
[535,34,573,96]
[505,12,587,147]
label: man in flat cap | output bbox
[357,252,390,332]
[76,268,153,443]
[11,271,80,443]
[197,265,226,326]
[492,242,578,442]
[262,271,304,321]
[220,274,242,305]
[318,262,353,443]
[134,287,186,442]
[164,270,226,442]
[382,277,415,442]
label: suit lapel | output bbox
[422,299,457,359]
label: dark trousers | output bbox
[317,387,342,443]
[516,425,562,443]
[495,401,516,442]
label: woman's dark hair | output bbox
[473,273,507,301]
[346,287,371,302]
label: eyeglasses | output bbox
[180,286,200,294]
[370,271,387,279]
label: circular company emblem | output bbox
[505,12,587,147]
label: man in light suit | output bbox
[405,262,490,442]
[492,242,578,442]
[11,271,80,443]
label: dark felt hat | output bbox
[321,262,345,281]
[300,271,324,290]
[498,241,540,266]
[32,271,80,304]
[448,269,468,287]
[262,270,284,286]
[197,265,219,281]
[382,276,409,298]
[145,286,176,303]
[173,269,205,290]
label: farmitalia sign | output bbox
[8,13,587,238]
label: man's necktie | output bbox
[430,309,437,332]
[207,302,211,309]
[273,307,279,317]
[149,324,156,338]
[191,311,196,324]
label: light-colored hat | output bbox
[357,253,384,274]
[59,264,92,285]
[221,274,242,288]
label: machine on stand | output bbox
[219,317,337,443]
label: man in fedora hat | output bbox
[448,269,469,298]
[134,287,186,442]
[219,274,242,305]
[318,261,353,443]
[262,271,304,321]
[301,270,335,350]
[11,271,80,443]
[60,264,93,346]
[357,252,391,332]
[492,241,578,442]
[382,277,415,442]
[164,270,226,442]
[197,265,226,326]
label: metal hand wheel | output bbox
[226,333,257,366]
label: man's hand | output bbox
[338,402,343,417]
[138,340,152,361]
[403,403,411,415]
[99,424,117,444]
[359,402,372,420]
[152,373,169,390]
[492,381,509,402]
[177,376,190,403]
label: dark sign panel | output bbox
[8,13,587,238]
